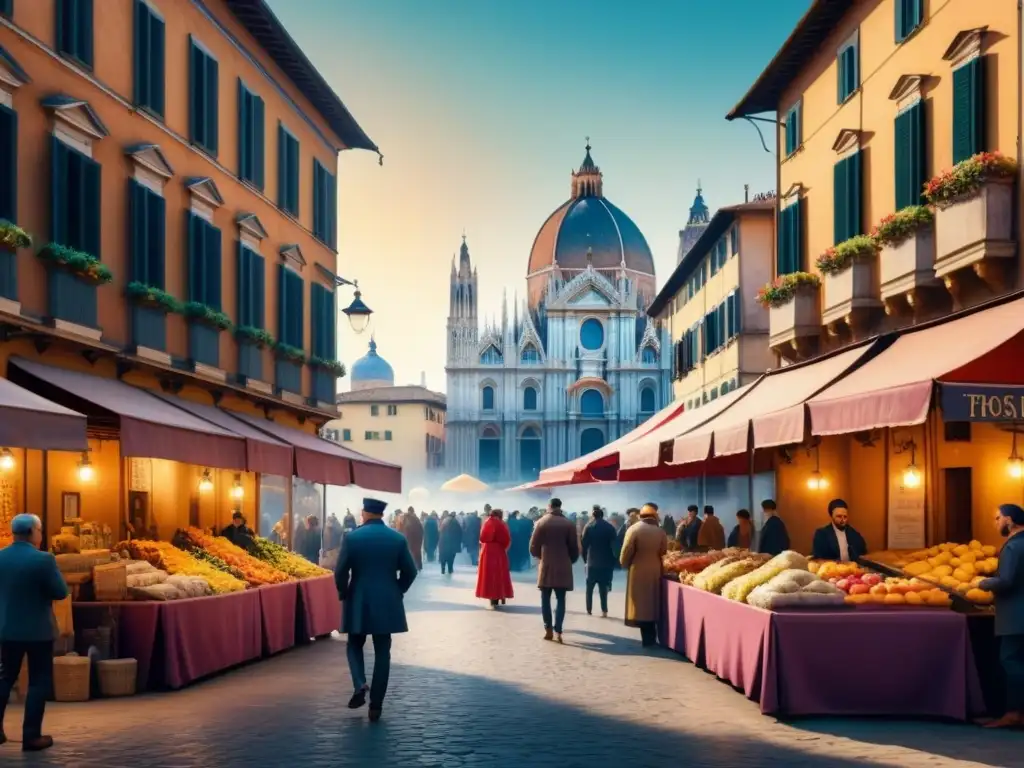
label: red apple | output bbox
[849,583,870,595]
[836,578,851,592]
[862,574,881,586]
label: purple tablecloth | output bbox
[659,578,985,719]
[297,575,342,640]
[258,582,299,655]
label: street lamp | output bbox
[337,276,373,334]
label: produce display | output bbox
[176,528,291,587]
[865,541,996,605]
[662,549,729,575]
[117,540,246,594]
[249,536,331,579]
[693,556,766,594]
[721,551,808,602]
[747,569,846,610]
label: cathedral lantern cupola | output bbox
[571,139,604,199]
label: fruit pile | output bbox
[180,528,291,586]
[663,549,728,576]
[868,541,997,604]
[117,540,246,594]
[840,576,954,607]
[808,560,864,580]
[249,537,331,579]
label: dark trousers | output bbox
[1000,634,1024,711]
[0,640,53,739]
[586,579,609,615]
[346,634,392,708]
[540,587,567,633]
[440,552,455,574]
[639,622,657,646]
[467,547,478,566]
[425,547,436,563]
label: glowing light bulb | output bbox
[230,478,244,500]
[198,469,214,493]
[0,448,14,472]
[806,473,821,491]
[903,465,922,488]
[77,462,94,482]
[1009,457,1024,479]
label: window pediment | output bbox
[831,128,861,157]
[236,213,268,241]
[0,45,31,94]
[943,27,987,68]
[314,263,338,288]
[781,182,803,206]
[889,74,927,105]
[280,243,306,272]
[125,143,174,179]
[41,94,109,140]
[185,177,224,209]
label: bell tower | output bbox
[570,138,604,199]
[447,235,478,362]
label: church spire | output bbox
[687,181,710,226]
[571,137,603,199]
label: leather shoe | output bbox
[543,628,553,641]
[23,736,54,752]
[368,707,382,723]
[347,686,368,709]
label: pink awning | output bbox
[9,358,247,469]
[0,375,87,452]
[619,382,759,470]
[228,411,402,492]
[808,296,1024,435]
[151,394,293,477]
[534,400,686,486]
[667,343,874,462]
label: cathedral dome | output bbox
[527,143,655,278]
[350,339,394,391]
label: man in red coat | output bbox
[475,509,514,608]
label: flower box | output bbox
[48,268,98,332]
[933,179,1014,278]
[275,358,302,397]
[130,305,167,354]
[768,284,820,350]
[822,257,881,327]
[879,224,939,301]
[188,321,221,369]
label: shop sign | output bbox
[940,384,1024,422]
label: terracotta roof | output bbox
[336,385,447,407]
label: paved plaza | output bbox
[2,558,1022,767]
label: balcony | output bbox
[821,258,881,337]
[934,179,1014,292]
[768,279,820,361]
[879,223,940,314]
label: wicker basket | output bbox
[53,656,90,702]
[97,659,137,697]
[93,562,127,602]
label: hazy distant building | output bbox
[445,144,672,484]
[677,184,711,264]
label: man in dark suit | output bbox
[675,505,702,550]
[0,514,69,752]
[581,504,617,617]
[757,499,791,556]
[811,499,867,562]
[335,498,418,723]
[980,503,1024,728]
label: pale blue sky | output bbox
[266,0,811,391]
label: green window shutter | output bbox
[187,213,202,302]
[894,102,926,210]
[0,105,16,223]
[952,58,985,164]
[236,242,248,327]
[205,223,221,310]
[81,153,101,258]
[206,55,219,155]
[254,252,265,329]
[291,273,304,348]
[277,264,289,342]
[129,180,146,282]
[238,81,249,181]
[149,10,165,116]
[189,38,201,144]
[276,125,286,209]
[254,95,265,190]
[79,0,93,68]
[312,162,320,238]
[834,157,848,244]
[329,170,338,249]
[894,109,911,209]
[289,136,300,216]
[148,190,165,289]
[0,0,11,18]
[837,48,847,103]
[51,138,68,246]
[311,284,323,358]
[732,225,739,255]
[133,0,147,106]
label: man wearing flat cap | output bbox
[811,499,867,563]
[334,497,418,723]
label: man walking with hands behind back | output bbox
[529,498,579,643]
[335,498,418,723]
[0,514,68,751]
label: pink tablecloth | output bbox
[258,582,299,655]
[659,578,985,719]
[297,575,341,640]
[72,602,161,689]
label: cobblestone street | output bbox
[3,558,1022,767]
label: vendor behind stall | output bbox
[811,499,866,563]
[979,503,1024,729]
[221,512,255,550]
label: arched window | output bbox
[580,427,605,456]
[580,389,604,416]
[641,346,658,364]
[480,346,502,365]
[640,387,656,413]
[479,426,501,481]
[519,426,542,480]
[580,318,604,350]
[719,381,730,396]
[521,345,540,364]
[482,385,495,410]
[523,386,538,411]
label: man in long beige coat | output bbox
[620,503,668,647]
[529,498,579,643]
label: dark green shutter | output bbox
[205,223,221,310]
[254,252,265,329]
[0,0,11,18]
[189,38,201,144]
[0,105,16,223]
[732,224,739,255]
[78,0,93,68]
[237,243,249,327]
[149,190,165,288]
[133,0,147,106]
[953,58,985,164]
[277,125,286,209]
[894,102,926,209]
[313,161,322,240]
[834,158,848,244]
[328,170,338,249]
[238,81,249,180]
[311,284,322,357]
[188,213,204,303]
[254,95,265,190]
[81,153,101,257]
[277,264,288,342]
[206,55,218,154]
[129,180,145,281]
[150,10,165,116]
[51,137,68,245]
[292,273,304,348]
[288,136,299,215]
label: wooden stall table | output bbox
[258,581,299,656]
[296,575,341,641]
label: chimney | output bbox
[744,184,749,203]
[420,371,426,388]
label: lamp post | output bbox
[336,276,373,334]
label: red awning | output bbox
[227,411,402,492]
[534,400,686,486]
[620,382,758,470]
[0,375,88,452]
[669,343,875,463]
[9,358,247,469]
[808,296,1024,435]
[151,394,293,477]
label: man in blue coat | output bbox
[581,505,617,617]
[0,514,69,752]
[980,503,1024,728]
[811,499,867,563]
[335,498,418,722]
